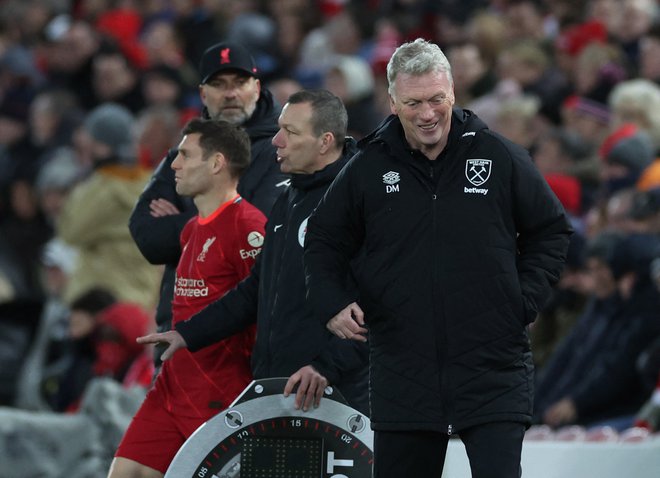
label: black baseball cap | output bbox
[199,41,258,84]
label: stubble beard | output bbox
[210,100,257,126]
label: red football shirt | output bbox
[155,196,265,418]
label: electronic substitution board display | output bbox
[165,378,374,478]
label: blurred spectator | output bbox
[141,63,189,110]
[0,85,40,204]
[0,44,45,93]
[38,17,102,110]
[57,103,161,310]
[135,104,182,170]
[561,95,611,146]
[13,239,78,411]
[464,11,507,71]
[0,85,53,301]
[50,287,154,412]
[603,187,641,233]
[612,0,657,68]
[571,42,628,104]
[534,127,591,176]
[634,251,660,432]
[324,54,382,138]
[225,8,279,80]
[554,19,608,78]
[502,0,550,44]
[598,123,655,196]
[497,39,571,125]
[629,187,660,234]
[169,0,223,72]
[91,45,146,113]
[608,78,660,151]
[534,232,660,430]
[447,42,498,106]
[266,76,304,109]
[34,147,86,227]
[28,89,83,166]
[530,232,589,370]
[141,19,187,69]
[639,24,660,83]
[533,127,596,216]
[490,94,544,151]
[94,4,148,69]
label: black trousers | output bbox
[373,421,525,478]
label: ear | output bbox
[198,84,207,103]
[319,132,335,154]
[255,78,261,96]
[389,94,397,115]
[210,152,226,174]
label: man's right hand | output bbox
[137,330,187,361]
[327,302,367,342]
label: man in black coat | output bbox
[129,42,287,365]
[138,90,368,414]
[303,39,572,478]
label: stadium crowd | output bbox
[0,0,659,474]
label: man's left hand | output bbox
[283,365,328,412]
[543,398,577,427]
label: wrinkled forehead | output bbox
[390,70,454,97]
[279,102,314,130]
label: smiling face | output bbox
[389,70,455,159]
[272,102,326,175]
[171,132,215,197]
[199,71,260,125]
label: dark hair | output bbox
[70,287,116,314]
[287,89,348,147]
[181,118,251,178]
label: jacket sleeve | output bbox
[128,150,196,265]
[175,255,261,351]
[311,334,369,384]
[238,140,289,217]
[304,157,364,324]
[510,145,573,324]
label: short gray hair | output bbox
[288,89,348,147]
[387,38,453,97]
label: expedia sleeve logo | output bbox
[465,159,491,186]
[240,231,264,259]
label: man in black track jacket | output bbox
[138,90,369,414]
[303,39,572,478]
[128,42,287,365]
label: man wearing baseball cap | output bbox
[129,41,286,371]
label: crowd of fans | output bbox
[0,0,659,449]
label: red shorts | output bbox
[115,387,209,473]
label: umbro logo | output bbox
[383,171,400,193]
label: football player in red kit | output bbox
[107,119,266,478]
